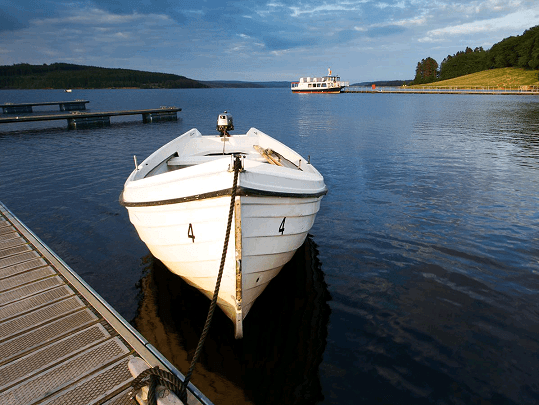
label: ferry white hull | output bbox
[121,126,326,338]
[291,88,344,94]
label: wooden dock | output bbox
[0,202,211,405]
[1,101,89,113]
[343,88,539,95]
[0,107,182,129]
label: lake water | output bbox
[1,89,538,404]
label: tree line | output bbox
[0,63,209,89]
[414,25,539,84]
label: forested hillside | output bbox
[414,25,539,84]
[0,63,208,89]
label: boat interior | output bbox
[144,136,302,179]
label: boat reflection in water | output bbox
[132,235,331,405]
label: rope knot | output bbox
[130,366,186,405]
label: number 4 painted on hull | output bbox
[279,217,286,235]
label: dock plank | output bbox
[0,230,20,241]
[0,324,110,391]
[0,338,129,405]
[0,250,41,270]
[0,265,56,292]
[0,285,74,321]
[0,295,86,340]
[0,276,65,306]
[0,202,211,405]
[102,388,134,405]
[0,309,98,366]
[0,257,48,280]
[40,357,133,405]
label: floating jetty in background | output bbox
[0,107,182,129]
[344,86,539,95]
[0,202,212,405]
[1,100,89,113]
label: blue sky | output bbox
[1,0,538,82]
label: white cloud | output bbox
[270,49,290,56]
[33,7,172,27]
[266,2,286,7]
[363,15,427,30]
[418,5,539,43]
[394,17,427,27]
[375,1,406,10]
[182,9,205,16]
[288,1,368,17]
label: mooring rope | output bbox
[131,155,242,405]
[131,366,184,404]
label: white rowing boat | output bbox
[120,112,327,338]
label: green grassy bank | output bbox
[409,68,539,89]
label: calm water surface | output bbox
[1,89,538,404]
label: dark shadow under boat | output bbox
[131,235,331,405]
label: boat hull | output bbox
[125,193,322,338]
[121,126,326,338]
[291,89,343,94]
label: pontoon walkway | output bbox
[0,107,182,129]
[1,101,89,113]
[0,202,211,405]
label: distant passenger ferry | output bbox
[291,68,349,93]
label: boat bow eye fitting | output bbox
[217,111,234,137]
[229,154,245,172]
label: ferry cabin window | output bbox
[322,83,327,87]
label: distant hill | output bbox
[201,80,290,88]
[254,81,291,88]
[0,63,292,89]
[0,63,209,89]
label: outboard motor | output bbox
[217,111,234,136]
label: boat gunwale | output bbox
[119,186,328,207]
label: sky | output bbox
[0,0,538,83]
